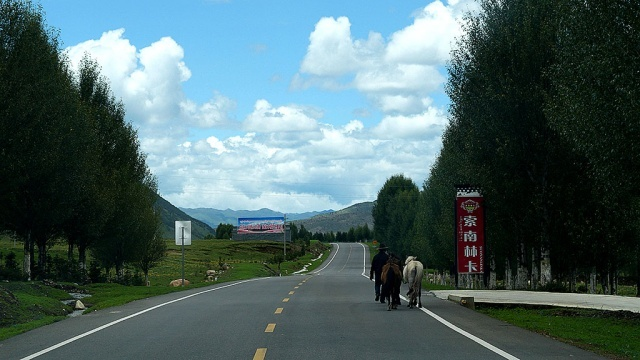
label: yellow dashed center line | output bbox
[294,286,299,289]
[282,298,289,302]
[265,323,276,333]
[253,348,267,360]
[275,307,283,314]
[288,291,295,295]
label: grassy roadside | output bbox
[0,239,331,341]
[476,305,640,359]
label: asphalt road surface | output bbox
[0,243,606,359]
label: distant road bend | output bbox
[1,243,605,359]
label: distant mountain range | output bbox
[154,195,374,239]
[179,207,332,228]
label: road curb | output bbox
[447,294,475,310]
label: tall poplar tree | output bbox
[548,0,640,294]
[0,0,83,278]
[372,175,420,257]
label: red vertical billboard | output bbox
[456,193,485,274]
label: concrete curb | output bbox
[447,294,475,310]
[431,290,640,313]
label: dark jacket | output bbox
[370,250,389,283]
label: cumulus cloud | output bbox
[295,0,470,116]
[385,1,461,65]
[59,1,469,213]
[243,100,319,133]
[299,17,359,77]
[373,108,447,140]
[64,29,234,133]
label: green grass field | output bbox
[476,305,640,359]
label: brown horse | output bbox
[381,259,403,310]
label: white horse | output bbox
[403,256,424,309]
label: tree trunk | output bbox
[611,269,617,295]
[115,263,123,283]
[515,243,528,290]
[29,238,35,279]
[78,245,87,271]
[601,271,609,295]
[589,267,597,294]
[489,255,496,289]
[637,244,640,297]
[505,258,513,290]
[68,242,74,262]
[37,242,47,278]
[531,248,539,290]
[23,231,31,281]
[540,248,551,287]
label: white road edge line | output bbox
[311,242,340,274]
[359,242,368,277]
[358,245,519,360]
[411,298,520,360]
[21,277,269,360]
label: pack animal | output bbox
[381,259,403,311]
[403,256,424,309]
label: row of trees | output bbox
[290,223,372,244]
[373,0,639,295]
[0,0,165,283]
[212,221,373,246]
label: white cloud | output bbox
[181,92,237,128]
[60,3,467,213]
[385,1,461,65]
[300,17,359,77]
[354,63,444,94]
[64,29,234,133]
[205,136,228,155]
[243,99,319,133]
[343,120,364,134]
[373,108,447,140]
[64,29,137,87]
[295,1,468,116]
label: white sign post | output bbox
[175,221,192,286]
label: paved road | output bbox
[0,243,607,359]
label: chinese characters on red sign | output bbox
[456,195,484,274]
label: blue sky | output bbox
[40,0,479,213]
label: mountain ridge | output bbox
[294,202,374,234]
[179,207,334,228]
[155,196,374,238]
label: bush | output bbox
[539,281,568,293]
[0,252,22,280]
[88,261,107,283]
[117,269,144,286]
[45,254,83,282]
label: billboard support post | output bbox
[175,221,191,287]
[283,214,287,260]
[181,227,185,287]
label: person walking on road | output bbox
[370,243,389,303]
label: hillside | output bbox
[160,199,373,238]
[294,202,374,234]
[180,207,332,228]
[154,196,215,239]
